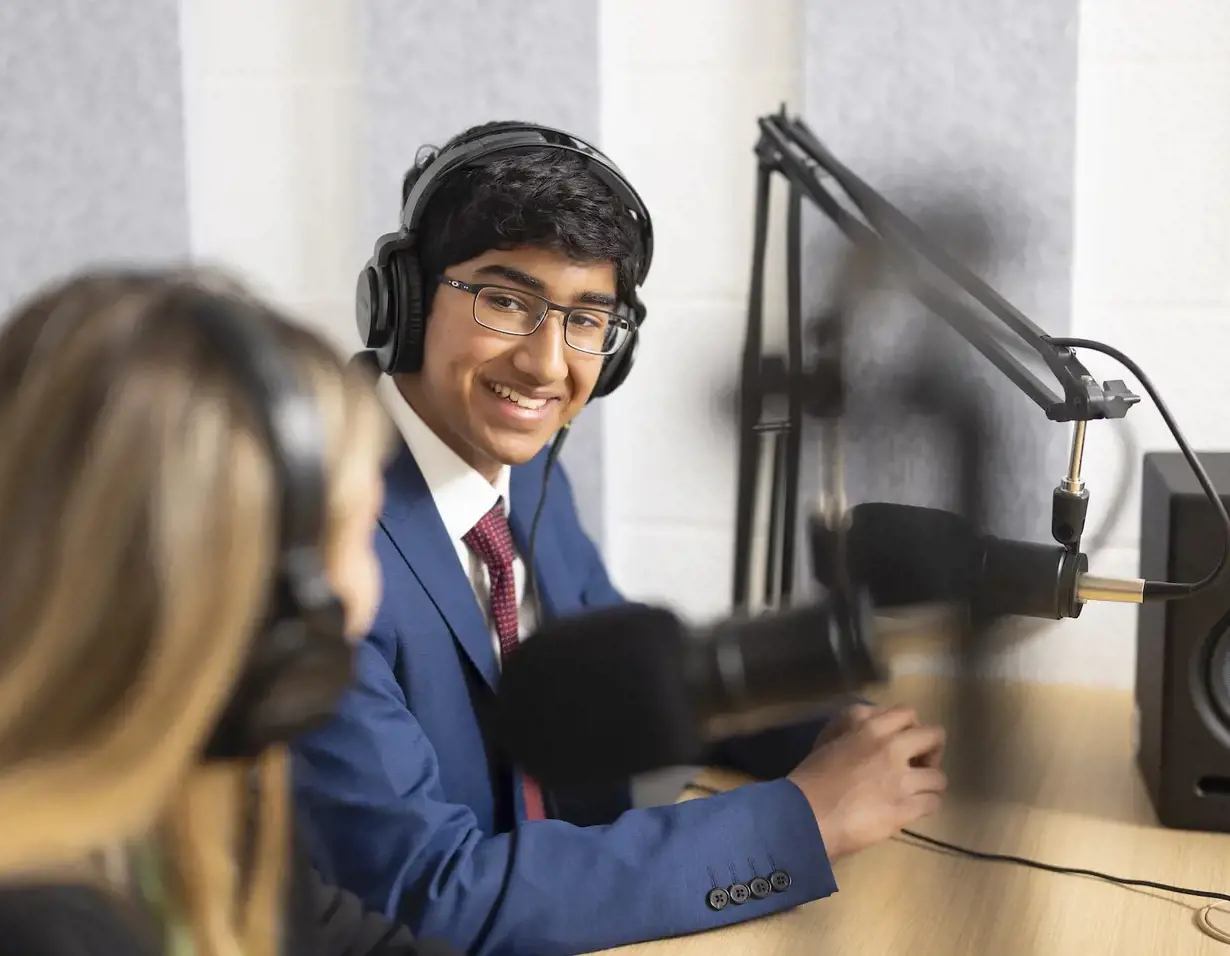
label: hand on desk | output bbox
[788,704,947,863]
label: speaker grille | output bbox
[1204,613,1230,732]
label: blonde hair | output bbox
[0,270,390,956]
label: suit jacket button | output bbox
[728,882,750,905]
[769,870,792,892]
[749,876,772,899]
[707,887,730,911]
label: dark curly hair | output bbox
[401,121,647,312]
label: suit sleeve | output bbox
[292,628,838,956]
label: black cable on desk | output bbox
[897,827,1230,904]
[686,782,1230,903]
[898,826,1230,945]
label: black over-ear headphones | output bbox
[355,123,655,400]
[184,290,354,762]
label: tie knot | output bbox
[463,499,516,573]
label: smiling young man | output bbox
[401,247,622,479]
[291,122,948,956]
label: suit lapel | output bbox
[380,445,500,692]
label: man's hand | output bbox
[787,704,947,862]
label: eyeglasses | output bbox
[438,276,635,356]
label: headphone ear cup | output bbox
[590,333,638,400]
[355,264,387,357]
[356,231,411,375]
[590,296,645,400]
[386,249,427,375]
[203,586,353,761]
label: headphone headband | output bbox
[173,289,351,762]
[401,125,654,285]
[184,291,327,557]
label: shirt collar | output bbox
[377,374,511,543]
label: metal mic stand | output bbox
[732,108,1143,614]
[730,114,1074,956]
[732,168,801,613]
[733,173,845,613]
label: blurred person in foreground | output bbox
[0,271,457,956]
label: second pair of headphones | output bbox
[355,123,655,400]
[177,288,354,762]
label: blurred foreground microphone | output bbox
[812,501,1146,619]
[493,601,879,788]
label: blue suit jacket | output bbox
[292,443,838,956]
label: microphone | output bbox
[494,503,1151,790]
[811,501,1145,620]
[493,600,881,788]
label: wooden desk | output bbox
[593,675,1230,955]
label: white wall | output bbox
[1076,1,1230,558]
[0,0,189,313]
[599,0,1230,689]
[989,0,1230,688]
[598,0,804,621]
[178,0,364,349]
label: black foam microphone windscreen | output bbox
[494,597,882,788]
[813,501,1083,620]
[494,604,705,786]
[813,502,975,607]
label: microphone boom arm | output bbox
[753,111,1142,425]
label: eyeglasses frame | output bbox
[437,275,635,356]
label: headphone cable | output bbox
[522,424,570,823]
[525,423,571,627]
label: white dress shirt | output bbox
[378,375,538,663]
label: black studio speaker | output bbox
[1136,452,1230,831]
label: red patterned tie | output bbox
[463,499,546,821]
